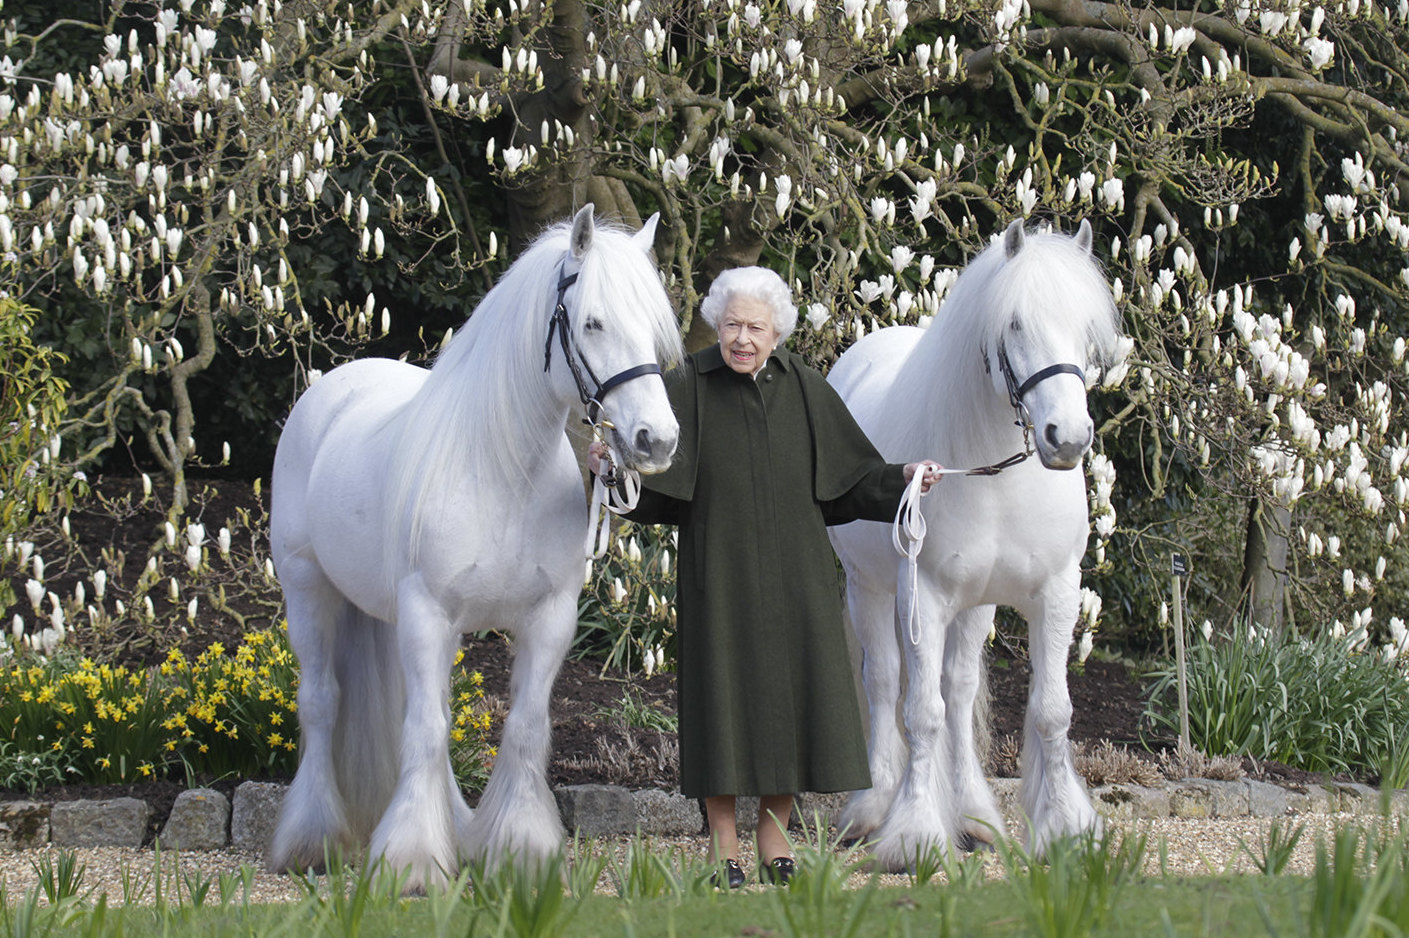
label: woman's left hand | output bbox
[903,460,944,493]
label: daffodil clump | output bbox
[0,627,296,785]
[0,651,166,784]
[157,629,300,779]
[449,652,496,793]
[0,625,497,793]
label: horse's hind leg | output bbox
[268,565,356,872]
[1020,570,1099,855]
[945,606,1005,848]
[463,595,573,867]
[838,578,905,842]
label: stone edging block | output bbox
[159,788,231,851]
[50,797,149,848]
[4,778,1406,853]
[231,781,286,852]
[0,801,49,848]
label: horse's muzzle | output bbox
[1035,420,1093,470]
[618,422,679,474]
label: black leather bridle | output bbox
[965,340,1085,475]
[543,266,663,427]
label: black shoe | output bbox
[711,858,746,889]
[760,856,796,885]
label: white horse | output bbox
[827,219,1122,870]
[266,205,681,890]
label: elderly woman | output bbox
[593,266,940,886]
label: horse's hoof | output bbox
[956,833,995,854]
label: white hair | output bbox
[699,266,798,342]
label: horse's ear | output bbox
[1074,218,1093,255]
[634,212,660,252]
[1003,219,1025,259]
[570,203,596,260]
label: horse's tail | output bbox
[332,605,404,843]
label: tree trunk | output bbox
[1241,497,1291,634]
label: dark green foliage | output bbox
[1144,626,1409,778]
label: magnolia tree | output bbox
[5,0,1409,664]
[421,0,1409,655]
[0,0,477,513]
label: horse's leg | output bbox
[462,593,574,867]
[838,577,906,842]
[944,605,1005,848]
[368,573,462,892]
[268,563,356,872]
[868,571,956,872]
[1020,567,1100,855]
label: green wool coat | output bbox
[627,344,907,799]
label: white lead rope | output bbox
[892,469,930,646]
[585,443,641,579]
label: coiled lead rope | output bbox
[585,437,641,580]
[888,439,1042,644]
[892,470,930,646]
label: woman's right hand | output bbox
[587,440,608,475]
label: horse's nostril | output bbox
[635,427,653,455]
[1045,423,1060,448]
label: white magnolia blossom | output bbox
[1304,36,1335,69]
[890,244,915,273]
[1100,177,1125,211]
[908,179,937,225]
[24,578,44,611]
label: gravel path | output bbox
[0,810,1391,905]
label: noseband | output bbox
[543,265,663,427]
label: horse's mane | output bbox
[380,217,681,584]
[875,225,1120,465]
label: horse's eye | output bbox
[583,317,605,333]
[1009,320,1023,333]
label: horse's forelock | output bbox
[571,223,682,368]
[991,228,1120,367]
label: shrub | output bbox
[575,524,676,675]
[0,298,83,610]
[1144,625,1409,779]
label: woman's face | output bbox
[716,295,780,375]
